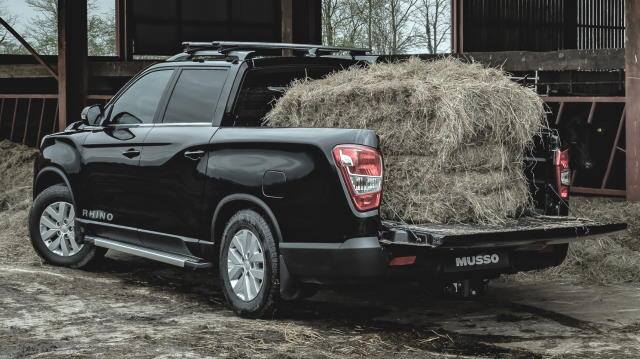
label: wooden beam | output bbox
[602,107,626,190]
[281,0,293,43]
[36,99,46,143]
[587,102,597,124]
[22,98,31,145]
[0,61,156,79]
[555,102,565,125]
[542,96,626,103]
[626,0,640,201]
[451,0,459,53]
[57,0,88,130]
[0,17,58,80]
[571,187,626,197]
[459,48,625,72]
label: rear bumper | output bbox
[280,237,389,284]
[280,220,626,284]
[280,237,573,284]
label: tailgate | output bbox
[381,216,627,250]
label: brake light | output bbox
[554,149,571,199]
[332,145,383,212]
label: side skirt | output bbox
[84,235,213,270]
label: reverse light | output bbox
[332,145,383,212]
[554,149,571,199]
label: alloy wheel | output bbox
[227,229,265,301]
[39,201,83,257]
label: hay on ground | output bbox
[0,140,39,264]
[265,57,546,224]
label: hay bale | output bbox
[265,58,546,224]
[0,140,39,264]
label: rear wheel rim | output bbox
[227,229,265,302]
[39,201,83,257]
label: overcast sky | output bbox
[3,0,114,33]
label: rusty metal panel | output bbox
[460,0,625,51]
[577,0,625,49]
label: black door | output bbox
[77,69,175,245]
[137,67,229,254]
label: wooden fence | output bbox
[0,95,110,147]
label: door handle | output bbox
[184,150,205,161]
[122,148,140,159]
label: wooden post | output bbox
[57,0,88,130]
[281,0,293,43]
[115,0,132,61]
[626,0,640,201]
[451,0,460,53]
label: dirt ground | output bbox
[1,140,640,358]
[1,252,640,359]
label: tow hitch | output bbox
[442,278,489,298]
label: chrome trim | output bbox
[76,218,200,243]
[153,123,213,127]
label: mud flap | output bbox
[279,254,299,301]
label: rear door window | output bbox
[162,68,229,124]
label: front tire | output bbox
[219,209,279,318]
[28,185,106,268]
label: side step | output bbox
[84,236,213,270]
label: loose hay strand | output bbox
[265,57,547,224]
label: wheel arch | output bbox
[210,194,283,248]
[34,167,75,205]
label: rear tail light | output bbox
[332,145,383,212]
[554,149,571,199]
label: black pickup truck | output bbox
[28,42,626,317]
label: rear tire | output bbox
[28,185,106,268]
[219,209,279,318]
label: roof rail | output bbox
[181,41,371,57]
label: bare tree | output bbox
[383,0,419,54]
[24,0,116,56]
[24,0,59,54]
[0,1,26,54]
[415,0,451,54]
[321,0,452,54]
[322,0,352,46]
[322,0,421,54]
[355,0,382,50]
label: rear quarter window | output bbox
[162,68,228,124]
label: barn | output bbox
[0,0,637,201]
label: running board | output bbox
[84,236,213,270]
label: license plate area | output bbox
[444,251,510,273]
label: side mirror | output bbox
[81,104,103,126]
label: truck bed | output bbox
[381,216,627,250]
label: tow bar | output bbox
[442,278,489,298]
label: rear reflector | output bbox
[332,145,383,212]
[389,256,416,266]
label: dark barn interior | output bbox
[0,0,638,201]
